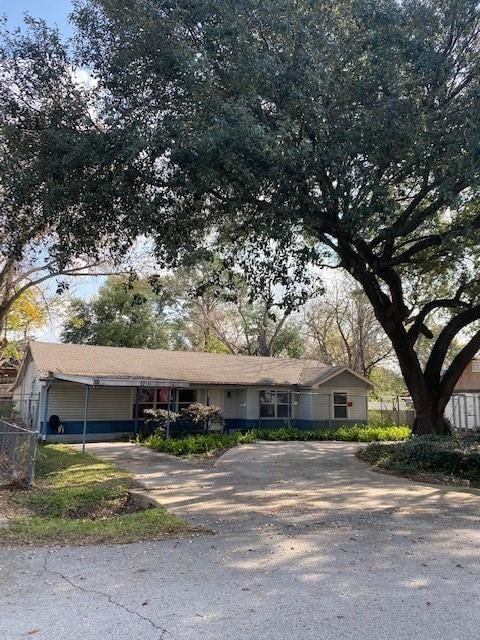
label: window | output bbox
[259,390,291,419]
[133,387,175,419]
[333,392,348,419]
[134,388,155,419]
[177,389,197,411]
[156,388,175,411]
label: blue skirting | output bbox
[41,417,368,441]
[43,420,137,439]
[224,418,367,432]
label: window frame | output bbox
[133,387,177,419]
[332,391,349,420]
[259,389,292,419]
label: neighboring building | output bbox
[445,357,480,431]
[453,357,480,393]
[11,342,373,442]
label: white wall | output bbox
[12,357,42,429]
[223,388,247,420]
[48,383,134,422]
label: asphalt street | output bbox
[1,442,479,640]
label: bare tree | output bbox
[306,277,393,377]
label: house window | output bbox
[135,388,155,419]
[177,389,197,411]
[333,392,348,419]
[259,390,291,418]
[156,388,175,411]
[133,387,176,419]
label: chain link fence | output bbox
[0,419,38,487]
[368,396,415,427]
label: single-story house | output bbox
[12,342,373,442]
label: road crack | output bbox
[43,555,170,639]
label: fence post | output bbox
[28,431,38,488]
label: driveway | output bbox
[81,440,480,533]
[1,442,480,640]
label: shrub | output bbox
[358,434,480,487]
[143,430,256,456]
[254,424,411,442]
[177,402,224,429]
[143,408,179,438]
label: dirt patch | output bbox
[0,489,32,522]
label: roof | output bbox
[14,341,373,389]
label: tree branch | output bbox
[425,304,480,385]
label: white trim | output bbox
[310,367,374,389]
[50,373,189,387]
[259,389,292,419]
[332,390,349,420]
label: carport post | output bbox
[134,386,139,435]
[166,385,172,441]
[41,382,52,437]
[81,385,90,454]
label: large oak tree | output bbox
[73,0,480,433]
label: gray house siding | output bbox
[13,363,370,441]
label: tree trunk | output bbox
[409,390,451,436]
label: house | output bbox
[11,341,373,442]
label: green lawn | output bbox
[358,434,480,488]
[0,444,191,546]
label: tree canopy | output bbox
[0,17,143,347]
[72,0,480,433]
[61,276,171,348]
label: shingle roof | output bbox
[21,342,372,388]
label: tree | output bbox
[76,0,480,434]
[2,288,50,364]
[61,276,171,348]
[305,277,393,377]
[0,18,143,352]
[164,261,310,357]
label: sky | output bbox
[1,0,74,35]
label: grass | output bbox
[141,424,411,456]
[0,444,190,546]
[358,434,480,488]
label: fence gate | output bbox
[446,394,480,431]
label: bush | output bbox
[143,408,179,438]
[141,424,410,456]
[254,424,411,442]
[143,430,256,456]
[178,402,223,428]
[358,434,480,487]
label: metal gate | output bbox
[446,394,480,431]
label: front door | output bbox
[207,388,224,411]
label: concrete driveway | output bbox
[82,440,480,533]
[1,442,480,640]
